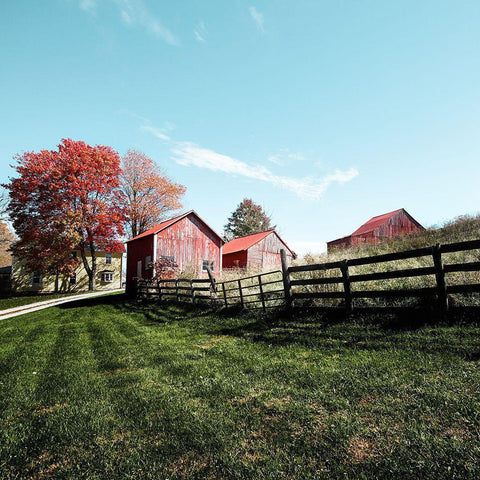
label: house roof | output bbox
[351,209,404,236]
[126,210,224,244]
[223,230,296,258]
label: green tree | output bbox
[224,198,274,240]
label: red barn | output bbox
[223,230,296,270]
[327,208,424,252]
[126,211,224,294]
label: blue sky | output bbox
[1,0,480,255]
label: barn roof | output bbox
[351,209,404,236]
[126,210,224,244]
[223,230,296,258]
[327,208,424,245]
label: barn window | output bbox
[101,272,114,283]
[145,255,152,268]
[31,272,42,285]
[105,253,112,265]
[202,260,214,272]
[69,273,77,285]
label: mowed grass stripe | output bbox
[0,295,478,479]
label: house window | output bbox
[202,260,214,272]
[31,272,42,285]
[101,272,114,283]
[70,273,77,285]
[105,253,112,265]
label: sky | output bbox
[1,0,480,255]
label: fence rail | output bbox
[137,239,480,314]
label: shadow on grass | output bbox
[56,292,127,310]
[58,294,480,359]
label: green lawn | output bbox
[0,294,478,479]
[0,292,88,311]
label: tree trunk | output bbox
[80,244,95,291]
[54,269,59,293]
[89,239,97,291]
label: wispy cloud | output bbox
[115,0,178,45]
[268,149,305,166]
[194,20,207,43]
[138,118,358,200]
[140,125,171,141]
[170,142,358,200]
[77,0,179,45]
[79,0,97,14]
[249,6,265,33]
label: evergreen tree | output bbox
[224,199,274,240]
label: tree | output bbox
[5,139,125,291]
[120,150,186,239]
[224,198,275,240]
[151,257,178,280]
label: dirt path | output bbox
[0,289,124,320]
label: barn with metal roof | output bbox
[125,211,224,294]
[327,208,424,252]
[223,230,296,270]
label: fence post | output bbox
[190,280,195,304]
[238,279,244,308]
[157,279,163,302]
[280,249,292,315]
[258,275,266,313]
[340,260,352,314]
[205,265,217,293]
[175,279,179,302]
[222,282,228,308]
[432,244,448,313]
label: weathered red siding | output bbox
[223,231,295,270]
[155,215,222,275]
[327,209,424,252]
[126,211,223,294]
[247,233,294,269]
[126,235,154,295]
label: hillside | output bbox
[319,214,480,262]
[291,214,480,308]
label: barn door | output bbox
[137,260,142,279]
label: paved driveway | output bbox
[0,289,125,320]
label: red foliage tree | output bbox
[5,139,125,291]
[151,257,178,280]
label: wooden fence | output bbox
[137,238,480,314]
[137,270,284,312]
[286,239,480,313]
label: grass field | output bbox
[0,294,479,479]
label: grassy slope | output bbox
[292,215,480,308]
[0,294,478,479]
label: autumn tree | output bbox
[120,150,186,239]
[224,198,275,240]
[5,139,125,291]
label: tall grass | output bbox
[293,214,480,308]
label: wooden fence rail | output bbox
[137,238,480,314]
[284,239,480,313]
